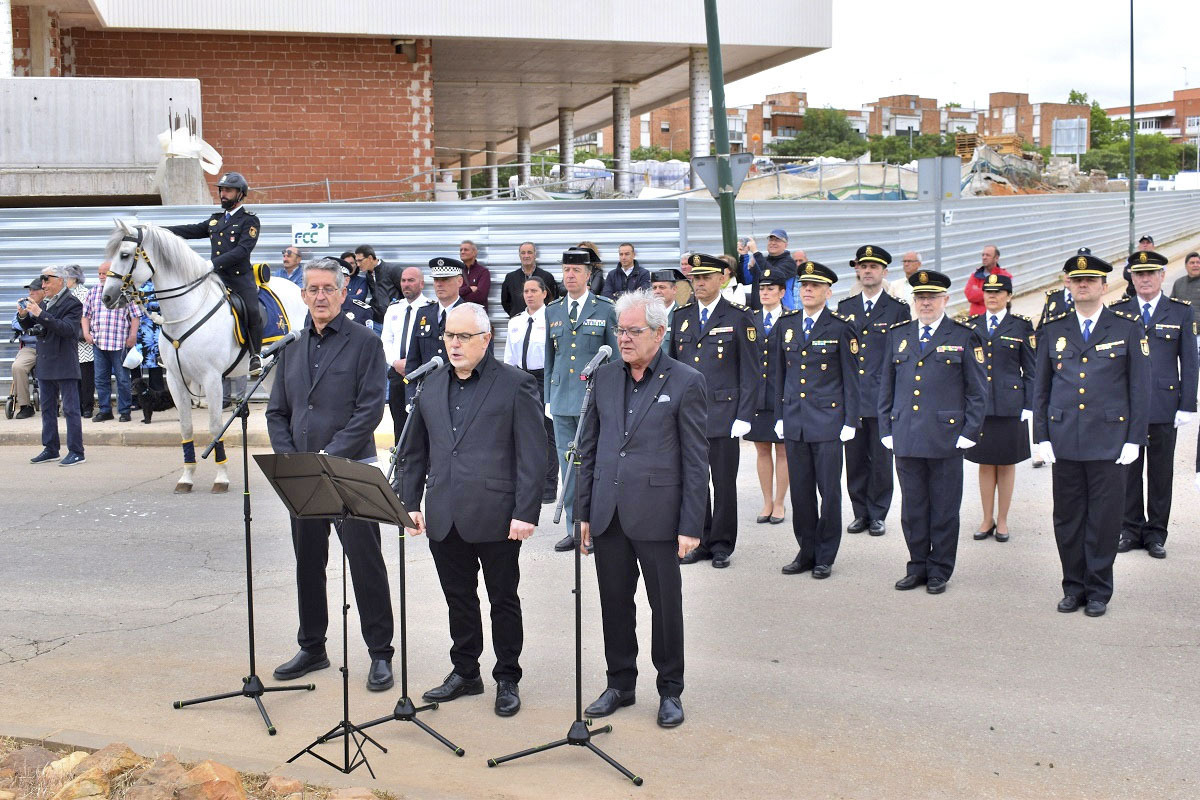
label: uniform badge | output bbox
[865,246,874,257]
[249,227,257,237]
[784,328,794,343]
[898,338,907,353]
[1028,334,1036,349]
[804,263,815,275]
[918,272,929,284]
[680,319,689,332]
[691,255,702,268]
[1049,301,1056,312]
[850,338,859,354]
[1055,337,1066,353]
[747,327,756,342]
[208,219,217,226]
[974,346,985,363]
[1138,251,1149,264]
[346,311,355,321]
[987,273,999,285]
[1141,338,1149,356]
[1076,256,1088,269]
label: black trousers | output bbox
[291,516,394,660]
[785,438,844,568]
[1122,422,1177,546]
[387,368,407,446]
[525,367,558,494]
[844,416,894,522]
[224,272,263,353]
[701,435,740,557]
[428,526,523,683]
[594,514,684,697]
[78,360,95,416]
[894,454,963,582]
[1053,459,1123,603]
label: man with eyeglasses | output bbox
[404,258,467,404]
[24,267,86,466]
[276,246,305,287]
[396,303,546,717]
[891,252,922,304]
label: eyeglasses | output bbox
[303,285,341,297]
[38,275,52,283]
[282,249,299,257]
[615,326,652,338]
[442,331,488,343]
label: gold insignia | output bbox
[1077,256,1088,269]
[691,255,701,268]
[248,227,257,238]
[898,338,908,353]
[1139,251,1149,264]
[1028,334,1037,349]
[850,338,859,354]
[680,319,689,332]
[1194,321,1198,336]
[974,346,985,364]
[805,263,815,275]
[785,328,794,343]
[987,273,999,285]
[865,246,874,257]
[918,272,929,284]
[1141,338,1149,356]
[1049,301,1056,312]
[208,219,217,226]
[747,327,757,342]
[1055,337,1066,352]
[763,269,771,278]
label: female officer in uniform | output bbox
[745,270,789,524]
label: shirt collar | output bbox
[861,288,884,305]
[1075,306,1103,330]
[918,314,945,335]
[761,302,782,317]
[698,295,721,316]
[438,298,457,312]
[985,308,1007,326]
[624,348,663,381]
[527,305,546,321]
[568,289,590,308]
[1137,291,1163,318]
[804,306,823,325]
[224,205,243,218]
[309,311,343,336]
[402,294,429,309]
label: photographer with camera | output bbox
[10,277,46,419]
[21,266,85,466]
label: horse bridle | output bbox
[111,226,214,306]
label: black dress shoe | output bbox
[554,533,576,552]
[14,405,34,419]
[994,530,1010,542]
[585,687,635,717]
[781,559,811,575]
[768,515,785,525]
[926,578,948,594]
[1146,542,1166,559]
[1031,459,1045,469]
[92,411,114,422]
[894,574,926,590]
[273,650,330,680]
[973,525,996,541]
[1084,599,1107,617]
[1116,537,1133,553]
[847,517,868,534]
[30,448,60,464]
[541,491,558,505]
[118,413,132,422]
[811,564,831,579]
[495,680,521,717]
[657,696,684,728]
[366,659,393,691]
[422,672,485,702]
[711,553,731,569]
[868,520,886,536]
[680,549,711,565]
[1057,596,1083,613]
[756,514,771,524]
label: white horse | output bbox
[102,220,307,493]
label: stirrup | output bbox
[248,354,263,377]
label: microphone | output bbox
[259,329,301,358]
[403,355,444,383]
[579,345,612,381]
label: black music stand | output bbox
[256,452,412,777]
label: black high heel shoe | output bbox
[973,525,996,541]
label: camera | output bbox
[28,324,45,337]
[18,299,28,310]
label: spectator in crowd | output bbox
[503,275,558,504]
[964,245,1010,317]
[600,243,651,300]
[381,266,431,444]
[82,261,140,422]
[739,229,796,311]
[1169,251,1200,325]
[24,266,85,466]
[577,241,606,296]
[276,246,306,287]
[718,255,749,306]
[675,252,693,306]
[891,252,922,304]
[458,240,491,309]
[356,245,400,328]
[10,277,45,419]
[64,266,95,418]
[129,277,170,423]
[500,242,559,317]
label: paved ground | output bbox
[2,240,1199,799]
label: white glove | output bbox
[1020,409,1033,423]
[1115,442,1140,466]
[956,436,975,450]
[730,419,752,438]
[839,425,856,443]
[545,403,553,420]
[880,435,894,450]
[204,259,214,271]
[1038,441,1056,464]
[1174,410,1194,428]
[1195,472,1200,492]
[774,420,784,439]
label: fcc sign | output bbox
[291,222,329,247]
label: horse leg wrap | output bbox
[182,439,196,465]
[214,439,227,465]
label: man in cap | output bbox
[404,257,466,403]
[165,172,265,376]
[1034,253,1150,617]
[773,262,859,578]
[880,269,986,594]
[276,246,306,287]
[1108,250,1196,559]
[739,229,796,311]
[671,253,761,568]
[1120,235,1156,300]
[10,276,45,419]
[545,248,618,553]
[651,268,686,355]
[837,245,910,536]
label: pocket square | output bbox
[657,394,671,403]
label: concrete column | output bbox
[516,126,531,188]
[689,47,712,190]
[459,153,471,199]
[1,0,13,78]
[28,6,51,76]
[485,140,499,198]
[613,86,632,196]
[558,107,574,184]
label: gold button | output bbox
[987,376,992,381]
[762,373,767,378]
[917,361,924,367]
[697,342,702,348]
[912,404,919,411]
[1079,388,1085,394]
[569,369,575,374]
[694,357,700,362]
[1079,373,1086,378]
[800,379,806,384]
[915,375,922,381]
[1082,357,1088,363]
[1079,403,1085,410]
[1120,416,1125,421]
[800,392,806,398]
[859,356,865,362]
[571,343,576,348]
[801,350,807,356]
[570,355,575,360]
[913,389,920,396]
[832,402,837,408]
[858,369,865,375]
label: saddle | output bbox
[227,263,294,348]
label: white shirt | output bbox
[860,288,885,308]
[565,290,590,317]
[698,295,721,321]
[982,308,1007,331]
[504,305,548,370]
[802,307,823,330]
[721,282,748,306]
[381,294,430,365]
[1135,291,1163,320]
[223,205,244,220]
[917,314,946,338]
[1075,307,1103,337]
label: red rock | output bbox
[262,776,304,796]
[175,761,247,800]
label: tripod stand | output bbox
[487,366,642,786]
[172,357,314,734]
[358,375,464,756]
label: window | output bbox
[660,121,670,132]
[1136,118,1161,131]
[1186,115,1200,132]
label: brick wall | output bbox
[11,5,30,75]
[68,30,434,203]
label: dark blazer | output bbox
[741,250,795,311]
[265,313,385,462]
[404,299,463,401]
[21,291,81,381]
[373,260,403,311]
[165,208,261,278]
[774,308,859,441]
[965,311,1036,417]
[575,354,709,541]
[500,266,560,318]
[837,291,910,418]
[879,317,987,458]
[1033,307,1151,461]
[600,261,652,300]
[753,307,784,413]
[1108,294,1198,424]
[669,297,762,437]
[1037,287,1073,328]
[395,354,546,543]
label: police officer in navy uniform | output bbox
[1034,253,1151,617]
[404,257,466,402]
[671,253,761,569]
[773,261,859,578]
[165,172,264,375]
[1108,250,1197,559]
[880,269,986,594]
[837,244,910,536]
[651,268,686,356]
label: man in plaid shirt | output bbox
[82,261,141,422]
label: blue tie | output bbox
[803,317,813,341]
[223,212,231,223]
[764,312,773,336]
[1142,302,1152,327]
[864,299,873,315]
[919,325,932,352]
[989,314,998,336]
[701,307,709,327]
[1082,319,1092,343]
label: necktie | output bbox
[803,317,813,341]
[438,308,445,332]
[398,305,411,359]
[764,312,773,336]
[920,325,932,352]
[1142,302,1152,327]
[701,307,709,327]
[521,316,533,370]
[569,300,579,323]
[864,299,874,315]
[223,212,231,223]
[1082,319,1092,343]
[989,314,998,336]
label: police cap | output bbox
[429,257,466,277]
[981,272,1013,293]
[562,248,596,267]
[909,269,952,293]
[1126,250,1169,271]
[759,267,790,288]
[1063,253,1112,278]
[851,244,892,267]
[650,268,687,284]
[687,253,725,276]
[796,261,838,285]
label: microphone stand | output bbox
[487,358,642,786]
[173,348,314,734]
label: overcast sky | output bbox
[726,1,1200,112]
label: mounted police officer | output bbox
[165,172,264,375]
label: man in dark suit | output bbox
[671,253,761,568]
[880,269,986,594]
[353,245,399,332]
[577,289,708,728]
[404,257,466,403]
[1035,254,1151,617]
[774,261,859,578]
[24,267,85,467]
[1109,250,1198,559]
[837,245,910,536]
[265,258,395,691]
[396,303,546,717]
[600,243,652,300]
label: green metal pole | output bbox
[703,0,738,258]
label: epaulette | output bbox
[893,296,908,305]
[950,316,975,329]
[965,313,984,323]
[1110,308,1138,321]
[1013,313,1032,322]
[594,295,614,304]
[780,308,801,317]
[889,319,911,330]
[1106,298,1129,308]
[1169,296,1192,306]
[676,302,694,311]
[729,302,749,311]
[546,297,564,306]
[1045,311,1071,323]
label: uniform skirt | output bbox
[744,410,783,443]
[965,415,1030,465]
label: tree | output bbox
[768,108,869,159]
[1067,89,1089,105]
[631,145,690,162]
[868,132,956,163]
[1080,132,1194,178]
